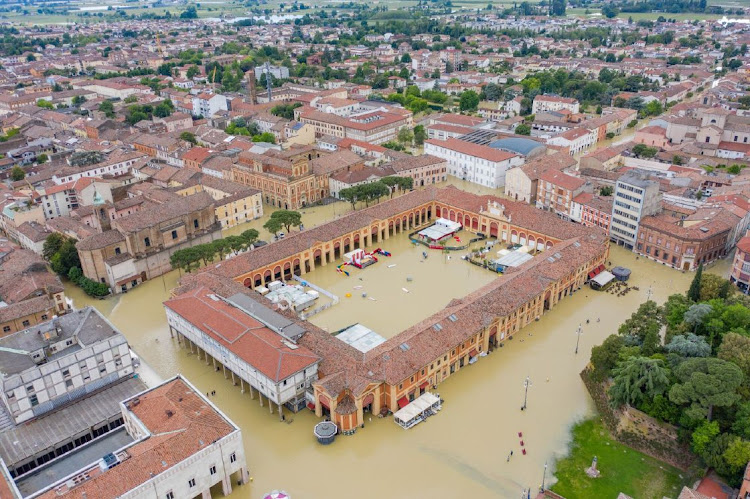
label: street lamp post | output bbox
[521,376,531,411]
[540,461,548,491]
[575,323,583,354]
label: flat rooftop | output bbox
[0,377,147,468]
[15,428,134,497]
[0,308,122,377]
[335,324,386,353]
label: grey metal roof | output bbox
[0,308,123,378]
[15,428,134,497]
[0,376,146,467]
[226,293,306,341]
[488,137,546,156]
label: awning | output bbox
[588,271,596,279]
[597,264,606,273]
[397,396,409,409]
[307,402,315,411]
[469,349,478,358]
[419,381,429,389]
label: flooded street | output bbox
[305,229,496,337]
[63,190,734,498]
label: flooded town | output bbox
[2,2,750,499]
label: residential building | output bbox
[730,235,750,293]
[636,208,738,270]
[0,307,133,425]
[192,93,229,118]
[505,152,577,204]
[424,138,522,188]
[0,249,67,337]
[610,171,661,249]
[536,169,591,219]
[532,95,580,115]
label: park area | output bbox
[550,419,694,499]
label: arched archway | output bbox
[243,278,252,288]
[273,266,282,281]
[263,269,272,283]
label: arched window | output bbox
[144,237,151,248]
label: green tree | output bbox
[609,356,671,408]
[669,357,744,421]
[459,90,480,112]
[99,100,115,118]
[49,238,81,277]
[43,233,66,261]
[239,228,259,247]
[618,300,662,344]
[724,438,750,476]
[718,332,750,383]
[413,125,426,146]
[269,210,302,233]
[263,216,284,236]
[10,166,25,181]
[339,187,359,210]
[180,131,197,145]
[590,334,625,381]
[397,127,414,145]
[36,153,48,164]
[665,334,711,358]
[732,402,750,439]
[692,420,720,454]
[599,186,613,196]
[252,132,276,144]
[515,123,531,135]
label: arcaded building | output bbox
[169,186,609,434]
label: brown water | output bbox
[63,193,733,499]
[304,229,496,337]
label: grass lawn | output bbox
[550,418,693,499]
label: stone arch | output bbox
[263,269,272,282]
[546,241,553,249]
[243,278,252,287]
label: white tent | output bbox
[393,392,442,429]
[591,270,615,290]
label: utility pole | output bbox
[575,323,583,354]
[521,376,531,411]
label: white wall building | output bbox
[610,171,661,249]
[424,138,522,188]
[165,288,321,413]
[0,308,133,425]
[192,93,229,118]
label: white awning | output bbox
[592,270,615,287]
[394,392,440,423]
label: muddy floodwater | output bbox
[63,189,733,499]
[304,229,496,337]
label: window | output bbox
[193,219,199,229]
[2,326,9,333]
[209,465,216,475]
[166,493,174,499]
[62,369,70,378]
[144,237,151,247]
[22,320,30,327]
[65,379,73,388]
[41,314,48,320]
[29,395,38,407]
[171,230,178,240]
[115,247,121,255]
[230,452,237,463]
[188,478,196,488]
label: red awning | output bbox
[420,381,429,389]
[306,402,315,411]
[597,264,606,273]
[588,271,596,279]
[469,349,478,357]
[397,396,409,409]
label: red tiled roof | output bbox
[426,138,518,163]
[164,287,320,381]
